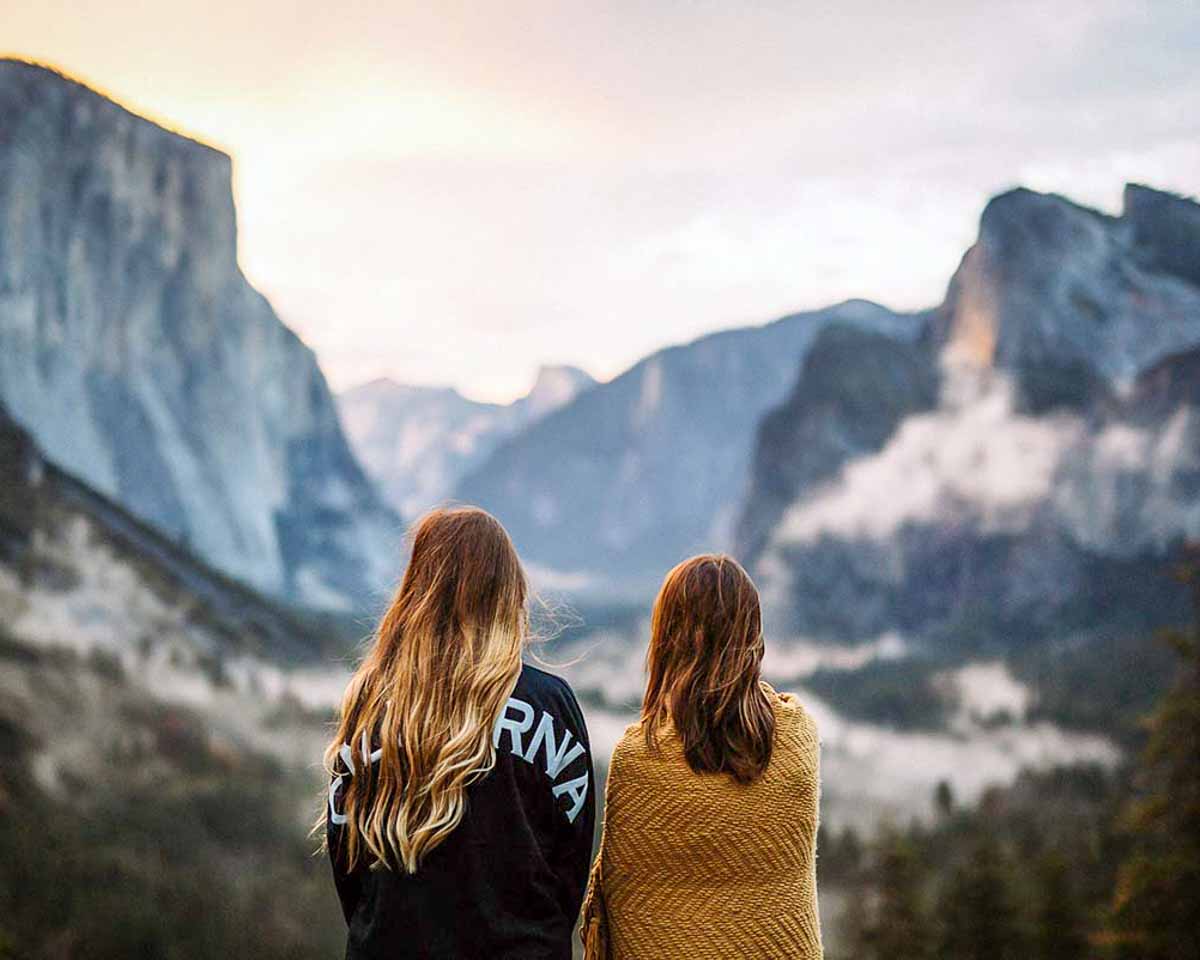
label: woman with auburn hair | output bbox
[323,507,595,960]
[582,554,822,960]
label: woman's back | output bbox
[594,685,821,959]
[329,662,594,959]
[322,508,595,959]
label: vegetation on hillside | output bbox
[0,640,342,960]
[1105,558,1200,959]
[825,552,1200,960]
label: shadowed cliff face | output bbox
[741,185,1200,643]
[1124,183,1200,291]
[0,61,399,609]
[734,323,939,565]
[452,299,922,594]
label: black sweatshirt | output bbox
[326,663,596,960]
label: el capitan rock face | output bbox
[0,60,399,608]
[742,185,1200,643]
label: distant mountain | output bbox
[454,301,923,593]
[0,60,399,609]
[734,324,940,565]
[741,184,1200,643]
[930,184,1200,400]
[339,365,594,516]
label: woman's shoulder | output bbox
[762,681,815,721]
[517,661,578,705]
[609,718,680,781]
[762,683,820,757]
[613,720,650,761]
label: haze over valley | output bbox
[1,56,1197,957]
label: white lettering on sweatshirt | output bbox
[328,697,589,826]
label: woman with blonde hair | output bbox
[324,506,594,959]
[582,554,822,959]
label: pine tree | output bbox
[938,837,1022,960]
[1106,552,1200,960]
[847,830,933,960]
[818,823,865,886]
[1032,850,1086,960]
[934,779,955,819]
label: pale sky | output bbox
[6,1,1199,401]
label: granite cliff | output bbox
[0,60,399,609]
[742,185,1200,642]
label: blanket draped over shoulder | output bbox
[581,684,822,959]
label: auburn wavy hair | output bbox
[642,554,774,784]
[323,507,528,873]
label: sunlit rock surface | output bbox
[744,185,1200,641]
[0,60,399,608]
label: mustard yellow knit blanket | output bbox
[581,685,822,959]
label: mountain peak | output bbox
[1122,182,1200,289]
[0,57,230,164]
[337,363,594,517]
[341,377,468,406]
[523,364,595,414]
[977,187,1115,253]
[1123,181,1199,210]
[0,58,398,607]
[934,183,1200,391]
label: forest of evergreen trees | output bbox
[1,557,1196,958]
[824,553,1200,960]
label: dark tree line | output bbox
[1105,555,1200,959]
[830,552,1200,960]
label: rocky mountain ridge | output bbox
[338,364,594,516]
[454,299,924,593]
[930,185,1200,393]
[0,60,399,609]
[449,180,1200,628]
[742,184,1200,643]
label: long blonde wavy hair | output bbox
[323,507,528,874]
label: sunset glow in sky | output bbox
[7,1,1199,401]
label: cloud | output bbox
[773,376,1082,547]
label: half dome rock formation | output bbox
[0,60,399,609]
[932,186,1200,404]
[741,185,1200,642]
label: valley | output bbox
[1,56,1198,959]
